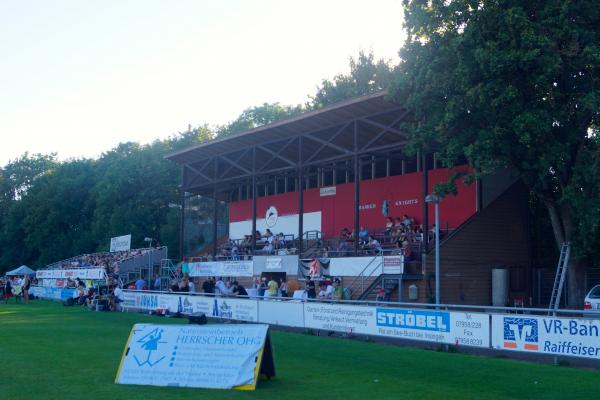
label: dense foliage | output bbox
[0,52,394,273]
[390,0,600,304]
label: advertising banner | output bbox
[382,256,404,274]
[30,286,76,300]
[375,307,489,348]
[115,324,275,390]
[491,314,600,360]
[126,292,258,322]
[110,234,132,252]
[36,268,105,280]
[188,261,253,277]
[304,303,376,335]
[258,300,304,327]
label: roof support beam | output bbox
[304,121,353,163]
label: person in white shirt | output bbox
[188,279,196,293]
[318,282,334,300]
[214,277,231,295]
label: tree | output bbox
[390,0,600,306]
[311,50,394,108]
[217,103,304,138]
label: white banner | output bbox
[188,261,253,277]
[304,303,376,335]
[29,286,76,300]
[110,234,131,252]
[36,268,105,280]
[491,314,600,360]
[382,256,404,274]
[116,324,270,389]
[258,301,304,327]
[264,257,282,270]
[375,307,489,347]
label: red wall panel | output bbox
[229,166,475,238]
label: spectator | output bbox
[366,236,382,254]
[258,277,267,297]
[215,277,231,295]
[202,277,214,294]
[3,278,13,302]
[332,280,343,301]
[358,226,369,245]
[385,217,394,235]
[305,276,316,299]
[135,277,146,291]
[153,275,161,291]
[317,282,334,300]
[188,278,196,293]
[267,277,279,297]
[232,281,248,296]
[280,279,288,297]
[402,241,414,262]
[113,286,124,311]
[402,214,411,226]
[22,274,31,304]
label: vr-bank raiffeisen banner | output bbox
[492,314,600,360]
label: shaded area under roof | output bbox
[166,90,401,165]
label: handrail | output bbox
[345,250,384,295]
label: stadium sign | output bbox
[492,315,600,359]
[115,324,275,390]
[187,261,253,277]
[110,234,132,252]
[36,268,105,280]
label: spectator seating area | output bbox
[201,214,454,267]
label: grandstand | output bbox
[36,247,168,289]
[165,91,532,306]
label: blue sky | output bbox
[0,0,405,165]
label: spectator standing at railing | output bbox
[267,277,278,297]
[258,277,267,297]
[135,277,146,291]
[402,241,414,262]
[280,279,288,297]
[358,226,369,245]
[305,276,316,299]
[232,281,248,296]
[202,277,215,294]
[153,275,161,291]
[318,282,334,300]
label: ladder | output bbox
[548,243,570,312]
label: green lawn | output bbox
[0,300,598,400]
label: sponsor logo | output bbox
[395,199,419,206]
[265,206,278,228]
[137,295,158,309]
[320,186,336,197]
[133,328,166,367]
[376,308,449,332]
[503,317,539,351]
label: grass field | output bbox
[0,300,598,400]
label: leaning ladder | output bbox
[548,243,570,312]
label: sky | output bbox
[0,0,406,166]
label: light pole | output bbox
[425,194,441,305]
[144,237,153,281]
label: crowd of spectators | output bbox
[216,230,294,259]
[335,214,424,261]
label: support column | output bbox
[251,149,257,254]
[353,121,360,256]
[179,187,185,260]
[386,157,391,177]
[298,137,304,255]
[422,152,429,254]
[212,159,218,259]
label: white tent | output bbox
[5,265,35,276]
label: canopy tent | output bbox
[5,265,35,276]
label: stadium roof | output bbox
[166,90,411,193]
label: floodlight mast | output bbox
[425,194,440,305]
